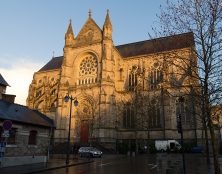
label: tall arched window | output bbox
[78,53,98,86]
[119,68,123,81]
[28,130,37,145]
[176,97,192,126]
[128,66,138,91]
[148,62,163,90]
[148,99,161,128]
[123,104,135,128]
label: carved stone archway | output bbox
[75,94,95,145]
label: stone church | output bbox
[27,11,202,151]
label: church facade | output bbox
[27,11,202,150]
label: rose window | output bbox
[79,55,97,76]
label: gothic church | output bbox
[27,11,201,150]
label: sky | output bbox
[0,0,166,105]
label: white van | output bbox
[155,140,181,152]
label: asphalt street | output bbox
[35,153,221,174]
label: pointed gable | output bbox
[74,17,102,47]
[0,74,9,87]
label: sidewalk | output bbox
[0,156,93,174]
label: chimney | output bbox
[2,94,16,103]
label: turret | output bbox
[65,19,75,47]
[103,10,112,40]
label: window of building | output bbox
[123,104,135,129]
[50,102,56,112]
[28,130,37,145]
[119,68,123,81]
[148,100,161,128]
[128,66,138,91]
[78,54,98,86]
[51,89,56,95]
[36,90,42,97]
[176,98,192,126]
[148,63,163,90]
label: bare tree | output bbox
[155,0,222,173]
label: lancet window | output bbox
[176,98,192,126]
[123,104,135,129]
[128,65,138,91]
[148,62,163,90]
[144,98,162,128]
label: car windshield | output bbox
[80,147,98,151]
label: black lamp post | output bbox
[178,96,186,174]
[64,95,78,165]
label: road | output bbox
[37,153,219,174]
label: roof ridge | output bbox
[0,99,54,127]
[116,32,193,47]
[38,56,63,72]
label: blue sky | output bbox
[0,0,166,104]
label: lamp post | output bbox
[178,96,186,174]
[64,94,78,165]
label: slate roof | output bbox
[38,32,194,72]
[0,99,54,128]
[116,32,194,58]
[0,74,10,87]
[38,56,63,72]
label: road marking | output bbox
[98,162,113,167]
[151,164,157,169]
[148,163,158,170]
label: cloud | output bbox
[0,59,42,105]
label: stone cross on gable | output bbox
[88,9,92,18]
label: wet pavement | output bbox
[0,156,93,174]
[0,153,221,174]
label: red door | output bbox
[80,121,89,144]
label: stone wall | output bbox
[0,122,51,167]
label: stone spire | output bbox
[65,19,75,47]
[104,9,112,29]
[103,9,112,39]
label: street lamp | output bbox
[64,94,78,165]
[178,96,186,174]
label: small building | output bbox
[0,73,15,103]
[0,74,54,167]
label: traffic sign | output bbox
[3,120,12,130]
[2,130,10,137]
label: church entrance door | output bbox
[80,120,89,144]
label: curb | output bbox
[21,160,94,174]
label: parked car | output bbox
[191,146,203,153]
[78,147,103,157]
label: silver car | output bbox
[78,147,102,157]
